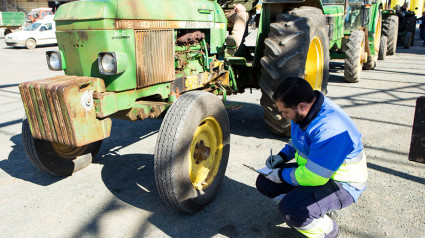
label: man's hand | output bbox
[233,4,246,13]
[266,155,284,168]
[265,168,283,183]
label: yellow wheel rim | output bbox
[360,34,366,65]
[374,14,382,56]
[305,36,324,91]
[189,117,223,191]
[52,142,88,159]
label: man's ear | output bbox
[298,102,307,111]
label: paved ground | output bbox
[0,32,425,238]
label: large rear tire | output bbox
[344,30,365,83]
[22,119,103,176]
[154,91,230,213]
[259,7,329,136]
[382,15,398,55]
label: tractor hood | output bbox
[55,0,217,22]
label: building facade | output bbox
[1,0,75,14]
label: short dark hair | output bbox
[272,77,315,108]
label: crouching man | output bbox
[256,77,368,238]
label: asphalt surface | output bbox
[0,32,425,238]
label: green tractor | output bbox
[323,0,383,83]
[396,8,417,48]
[19,0,330,213]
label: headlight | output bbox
[46,51,66,71]
[98,52,128,75]
[49,52,61,70]
[101,53,115,73]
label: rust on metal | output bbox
[194,140,211,164]
[135,30,175,88]
[112,101,169,121]
[214,72,230,87]
[115,20,213,30]
[176,30,205,44]
[19,75,112,147]
[93,91,118,118]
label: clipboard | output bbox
[243,164,272,175]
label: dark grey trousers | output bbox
[256,163,354,237]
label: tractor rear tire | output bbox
[259,7,329,136]
[378,36,387,60]
[382,15,398,55]
[403,31,412,49]
[344,30,365,83]
[154,91,230,213]
[22,119,103,176]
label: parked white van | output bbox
[5,15,57,49]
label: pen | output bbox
[270,148,273,163]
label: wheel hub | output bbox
[194,140,211,164]
[189,117,223,190]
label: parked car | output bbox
[5,15,56,49]
[27,8,54,23]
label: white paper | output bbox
[257,166,273,175]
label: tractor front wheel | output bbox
[22,119,103,176]
[154,91,230,213]
[259,6,329,136]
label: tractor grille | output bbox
[19,75,111,147]
[135,30,175,88]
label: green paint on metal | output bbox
[116,0,216,21]
[56,29,137,92]
[323,5,345,46]
[113,83,171,111]
[253,5,269,68]
[0,12,26,26]
[330,52,345,59]
[55,19,116,31]
[55,0,118,21]
[203,39,209,71]
[209,28,226,54]
[226,57,250,66]
[366,2,382,56]
[228,67,238,91]
[94,92,118,118]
